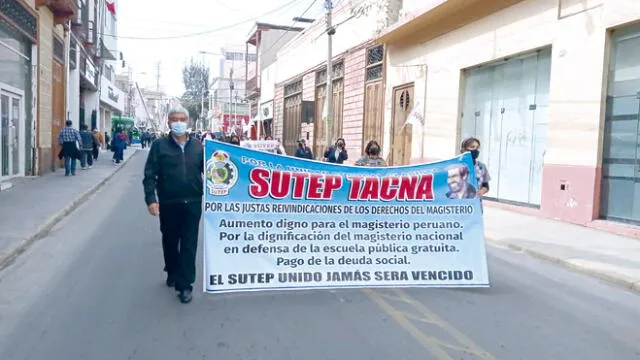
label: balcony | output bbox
[378,0,525,44]
[246,76,260,99]
[36,0,78,25]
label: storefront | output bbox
[460,48,551,206]
[600,24,640,224]
[0,1,36,182]
[99,73,124,133]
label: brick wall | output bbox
[342,46,367,163]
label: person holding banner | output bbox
[460,137,491,198]
[355,140,387,167]
[323,138,348,164]
[142,106,204,304]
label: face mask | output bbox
[337,142,344,147]
[369,147,380,156]
[170,121,187,136]
[470,149,480,160]
[231,140,240,145]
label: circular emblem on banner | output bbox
[206,150,238,196]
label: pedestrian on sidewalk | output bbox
[92,128,103,160]
[111,129,126,164]
[79,124,98,169]
[57,120,82,176]
[143,106,204,304]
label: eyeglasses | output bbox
[169,117,187,122]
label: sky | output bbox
[116,0,326,97]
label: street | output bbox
[0,152,639,360]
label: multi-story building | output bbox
[97,0,123,135]
[209,45,255,135]
[245,22,304,139]
[0,0,77,185]
[270,0,402,157]
[377,0,640,235]
[67,0,123,141]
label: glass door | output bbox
[601,26,640,223]
[0,88,24,179]
[460,49,551,206]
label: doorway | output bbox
[0,84,25,179]
[600,25,640,223]
[390,83,414,166]
[460,48,551,206]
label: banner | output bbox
[203,141,489,293]
[240,140,281,153]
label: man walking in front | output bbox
[58,120,82,176]
[142,106,203,304]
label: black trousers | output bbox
[159,201,202,291]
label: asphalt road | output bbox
[1,152,639,360]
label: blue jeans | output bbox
[64,156,77,175]
[80,150,93,168]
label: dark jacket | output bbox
[143,136,204,205]
[295,146,313,160]
[80,130,97,151]
[324,146,348,164]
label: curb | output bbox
[486,236,640,294]
[0,150,140,271]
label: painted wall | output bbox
[384,0,640,225]
[260,62,277,102]
[275,0,401,84]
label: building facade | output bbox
[0,0,78,184]
[378,0,640,234]
[245,22,303,139]
[97,0,123,135]
[270,0,401,158]
[209,45,254,135]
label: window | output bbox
[225,52,244,61]
[366,45,384,82]
[600,25,640,223]
[247,53,257,62]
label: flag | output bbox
[106,2,116,15]
[403,101,424,128]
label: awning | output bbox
[378,0,525,45]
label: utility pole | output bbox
[155,62,161,91]
[325,0,335,147]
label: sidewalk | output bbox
[0,147,139,270]
[484,206,640,292]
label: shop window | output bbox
[600,25,640,223]
[461,48,552,206]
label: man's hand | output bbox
[147,203,159,216]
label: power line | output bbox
[103,0,302,40]
[260,0,319,56]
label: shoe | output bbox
[178,289,192,304]
[166,275,175,287]
[88,165,93,169]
